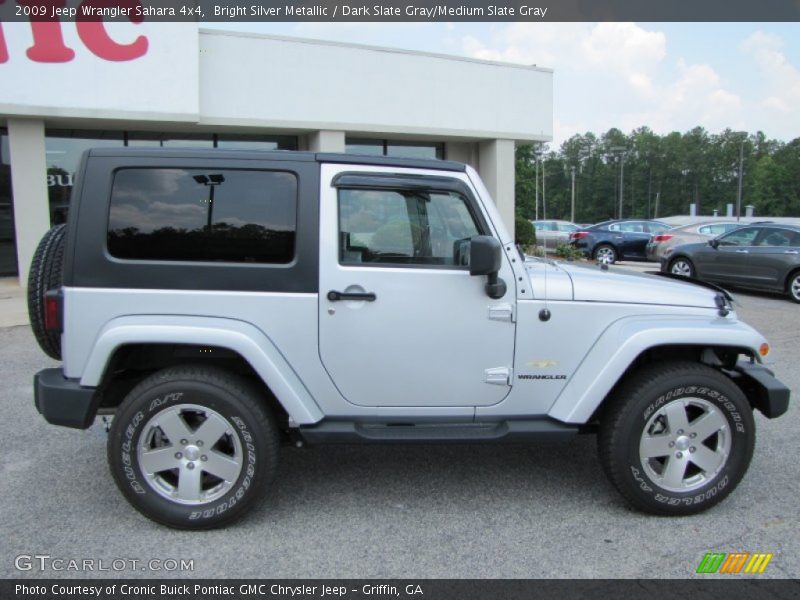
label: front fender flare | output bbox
[80,315,324,425]
[547,315,766,424]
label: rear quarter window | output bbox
[107,168,297,263]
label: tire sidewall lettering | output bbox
[628,379,749,508]
[114,386,261,523]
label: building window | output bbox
[46,130,125,225]
[216,134,297,151]
[346,138,444,160]
[0,128,17,276]
[126,132,213,148]
[107,168,297,264]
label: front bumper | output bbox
[731,361,790,419]
[34,368,97,429]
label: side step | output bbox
[298,419,578,444]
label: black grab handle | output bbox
[327,290,377,302]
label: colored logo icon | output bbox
[696,553,773,574]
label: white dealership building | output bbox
[0,23,553,281]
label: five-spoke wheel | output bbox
[599,361,754,515]
[108,366,279,529]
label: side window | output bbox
[700,224,739,236]
[608,223,620,232]
[108,168,297,263]
[338,188,481,266]
[757,229,795,247]
[646,222,669,233]
[718,227,760,247]
[558,223,578,232]
[620,222,645,233]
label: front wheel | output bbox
[599,361,755,516]
[108,366,279,529]
[669,257,696,278]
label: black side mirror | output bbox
[709,238,720,249]
[469,235,507,299]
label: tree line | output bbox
[515,127,800,225]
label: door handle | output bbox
[327,290,377,302]
[735,249,749,253]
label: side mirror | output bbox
[708,238,720,249]
[469,235,507,299]
[469,235,502,276]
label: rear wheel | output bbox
[27,224,66,359]
[599,361,755,515]
[108,366,279,529]
[787,271,800,303]
[669,257,695,278]
[594,244,617,264]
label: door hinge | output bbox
[484,367,512,386]
[488,303,515,322]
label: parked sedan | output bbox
[531,220,580,247]
[646,221,743,262]
[570,219,670,264]
[663,224,800,303]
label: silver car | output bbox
[531,219,580,248]
[646,221,742,262]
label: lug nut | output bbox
[676,452,683,459]
[201,455,208,462]
[690,433,697,438]
[174,452,182,459]
[690,447,696,453]
[197,440,204,447]
[669,441,675,447]
[187,462,195,470]
[677,429,684,435]
[180,439,188,445]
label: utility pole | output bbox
[736,137,745,222]
[570,166,576,223]
[610,146,626,219]
[534,157,539,221]
[654,191,660,219]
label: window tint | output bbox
[718,227,760,247]
[339,188,480,266]
[108,168,297,263]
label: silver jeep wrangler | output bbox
[29,148,789,529]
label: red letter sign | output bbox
[0,1,7,64]
[20,0,75,62]
[77,0,148,61]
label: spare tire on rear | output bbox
[27,224,66,360]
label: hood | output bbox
[526,259,723,309]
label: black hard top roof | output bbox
[86,147,467,172]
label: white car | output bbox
[531,219,580,247]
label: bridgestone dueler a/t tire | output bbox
[108,366,279,529]
[598,361,755,516]
[27,224,66,360]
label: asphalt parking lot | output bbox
[1,274,798,579]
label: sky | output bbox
[204,21,800,149]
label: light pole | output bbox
[570,165,576,223]
[193,173,225,231]
[736,135,745,222]
[610,146,626,219]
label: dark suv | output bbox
[570,219,670,264]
